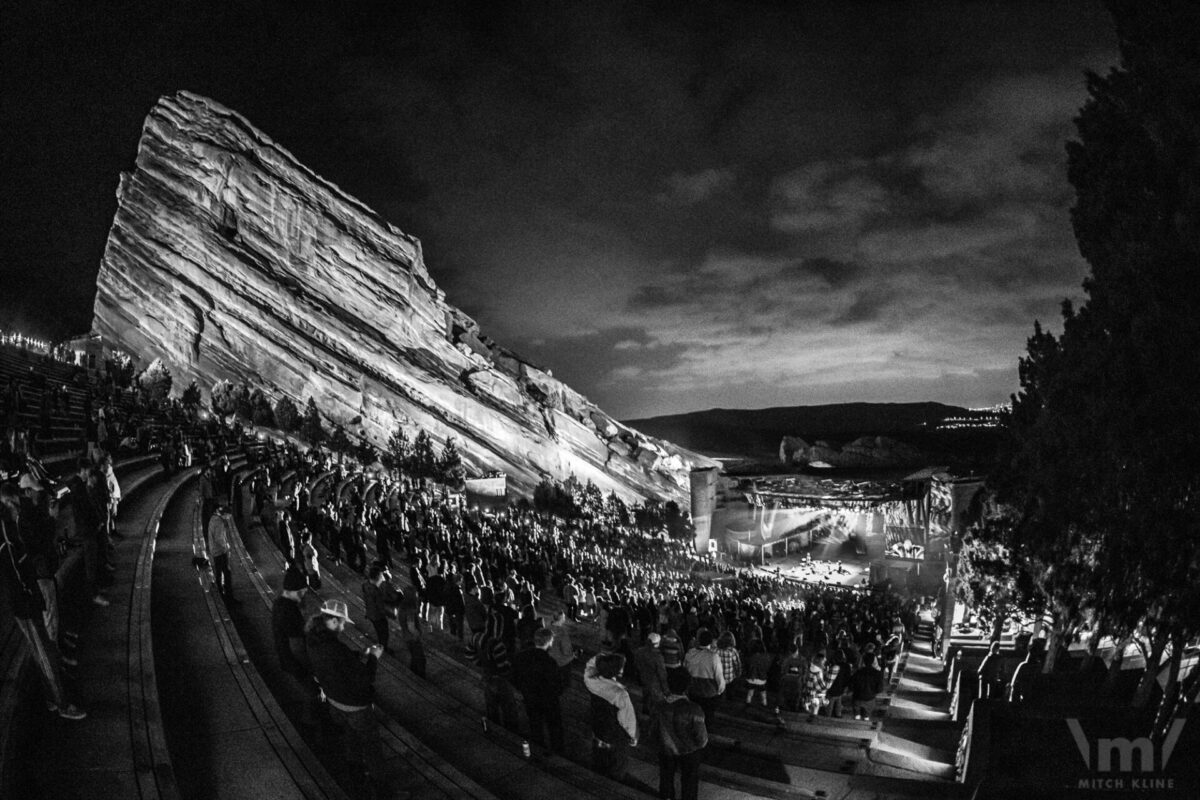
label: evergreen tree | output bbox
[137,359,173,403]
[581,480,604,515]
[249,388,275,427]
[274,396,301,432]
[410,429,437,479]
[383,424,410,471]
[982,0,1200,730]
[605,491,630,525]
[329,424,351,463]
[355,439,379,466]
[181,380,202,408]
[299,397,325,447]
[533,479,555,514]
[438,436,465,485]
[210,379,245,419]
[234,382,255,421]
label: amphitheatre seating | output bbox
[228,469,509,799]
[0,347,89,470]
[277,470,964,799]
[235,470,660,800]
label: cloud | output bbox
[319,6,1111,419]
[781,257,864,289]
[659,167,736,205]
[769,161,890,235]
[831,288,894,327]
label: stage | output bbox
[751,552,872,589]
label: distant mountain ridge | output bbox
[623,402,976,459]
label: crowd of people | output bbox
[238,440,921,799]
[3,334,926,799]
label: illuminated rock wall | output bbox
[92,91,711,501]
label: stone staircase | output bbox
[873,620,960,780]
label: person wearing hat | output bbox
[207,500,237,603]
[634,631,669,714]
[306,599,384,787]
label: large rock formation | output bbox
[92,91,711,501]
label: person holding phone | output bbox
[306,599,384,791]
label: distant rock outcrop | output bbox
[92,91,712,501]
[779,434,924,468]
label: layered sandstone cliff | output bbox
[93,91,710,501]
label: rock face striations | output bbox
[93,91,710,501]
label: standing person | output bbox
[584,652,638,782]
[743,638,772,708]
[562,575,579,621]
[850,654,884,721]
[511,628,565,754]
[467,613,518,730]
[68,458,110,607]
[1008,648,1037,704]
[547,610,576,687]
[647,669,708,800]
[213,456,232,506]
[198,464,217,544]
[683,629,724,727]
[298,528,322,589]
[716,631,741,699]
[271,566,321,727]
[207,501,236,603]
[660,631,685,674]
[425,562,446,631]
[825,651,852,718]
[463,585,488,637]
[634,632,670,714]
[272,567,311,679]
[977,641,1003,701]
[306,600,385,791]
[18,475,63,647]
[361,563,401,654]
[0,483,86,720]
[881,632,902,680]
[443,573,466,641]
[102,455,122,540]
[802,651,830,721]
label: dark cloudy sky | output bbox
[0,1,1117,419]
